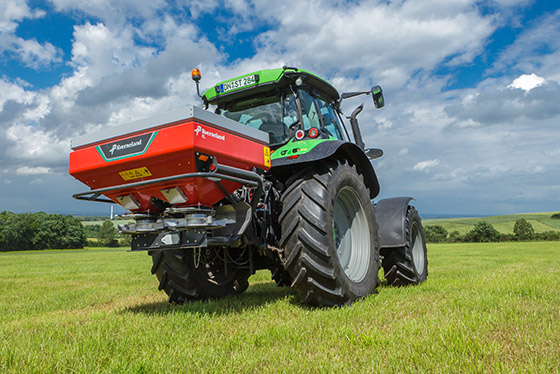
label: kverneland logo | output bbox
[109,139,143,155]
[194,125,225,141]
[97,132,156,161]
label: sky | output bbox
[0,0,559,217]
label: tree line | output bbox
[0,212,132,251]
[424,218,560,243]
[0,212,87,251]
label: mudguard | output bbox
[272,140,380,198]
[374,197,414,248]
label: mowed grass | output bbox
[424,211,560,234]
[1,243,559,373]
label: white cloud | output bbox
[49,0,168,26]
[0,0,35,33]
[0,34,62,69]
[3,124,68,169]
[16,166,52,176]
[0,78,37,108]
[433,168,468,183]
[246,0,495,90]
[445,79,560,126]
[70,22,156,79]
[490,9,560,82]
[412,159,440,172]
[0,1,61,68]
[508,73,546,91]
[0,5,222,180]
[29,178,44,185]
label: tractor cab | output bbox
[201,67,346,147]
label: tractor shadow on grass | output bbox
[123,282,295,316]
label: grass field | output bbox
[423,212,560,234]
[1,242,559,373]
[82,219,134,227]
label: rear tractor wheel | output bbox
[381,206,428,286]
[280,160,379,307]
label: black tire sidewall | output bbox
[409,211,428,281]
[326,163,379,299]
[151,249,250,302]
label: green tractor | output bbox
[70,66,428,307]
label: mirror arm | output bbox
[340,91,370,100]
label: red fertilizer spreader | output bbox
[69,106,270,213]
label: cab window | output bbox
[299,89,343,139]
[298,89,321,130]
[315,96,343,140]
[220,93,296,145]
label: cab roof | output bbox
[202,67,340,106]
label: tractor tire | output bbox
[381,206,428,286]
[149,249,250,304]
[271,266,292,287]
[280,160,379,307]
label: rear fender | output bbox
[374,197,414,249]
[271,140,380,198]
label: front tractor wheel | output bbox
[381,206,428,286]
[280,160,379,307]
[149,248,250,304]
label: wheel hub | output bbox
[411,223,425,275]
[333,186,371,282]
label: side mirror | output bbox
[371,86,384,109]
[365,148,383,159]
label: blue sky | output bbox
[1,0,559,217]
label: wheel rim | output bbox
[411,222,425,275]
[333,186,371,282]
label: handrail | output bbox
[72,163,264,210]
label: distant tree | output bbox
[32,213,65,250]
[465,221,500,242]
[551,213,560,219]
[513,219,535,241]
[499,233,515,242]
[0,211,11,250]
[535,231,560,241]
[120,234,132,247]
[98,220,118,247]
[1,213,35,251]
[424,225,448,243]
[83,224,101,239]
[63,216,87,248]
[447,230,463,243]
[26,213,87,250]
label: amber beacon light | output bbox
[192,68,202,97]
[192,68,201,82]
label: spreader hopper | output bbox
[69,106,270,214]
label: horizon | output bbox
[4,206,558,221]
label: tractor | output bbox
[69,66,428,307]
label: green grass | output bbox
[424,211,560,234]
[1,243,559,373]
